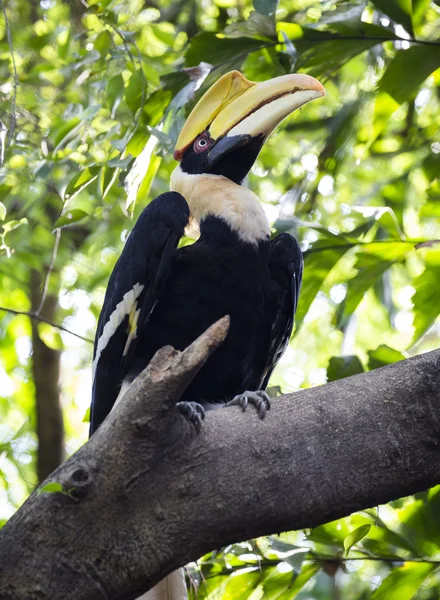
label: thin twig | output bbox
[304,238,440,256]
[199,552,440,581]
[0,0,18,145]
[103,21,147,137]
[0,305,93,344]
[35,228,61,316]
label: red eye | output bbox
[194,134,211,153]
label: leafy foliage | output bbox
[1,0,440,598]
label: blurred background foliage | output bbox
[1,0,440,597]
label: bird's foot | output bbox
[226,390,271,419]
[176,401,206,433]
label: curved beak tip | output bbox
[305,76,326,97]
[316,82,326,97]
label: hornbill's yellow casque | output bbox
[90,71,325,436]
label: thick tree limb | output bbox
[1,316,440,600]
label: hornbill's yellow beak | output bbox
[174,71,325,169]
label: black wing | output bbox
[260,233,303,390]
[90,192,189,435]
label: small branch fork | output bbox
[0,317,440,600]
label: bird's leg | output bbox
[226,390,271,419]
[176,401,206,433]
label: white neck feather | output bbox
[170,166,270,244]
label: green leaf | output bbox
[296,236,352,329]
[263,562,320,599]
[378,46,440,105]
[269,537,298,553]
[285,550,309,573]
[327,355,365,382]
[254,0,278,17]
[412,0,432,26]
[308,519,351,547]
[224,12,276,39]
[223,569,260,599]
[65,167,100,201]
[94,30,112,57]
[38,482,64,495]
[125,69,146,115]
[37,323,64,350]
[338,241,415,327]
[314,1,366,35]
[412,251,440,342]
[185,32,264,67]
[83,407,90,423]
[55,209,88,229]
[370,562,435,600]
[0,202,6,221]
[343,524,371,556]
[369,0,413,33]
[295,36,378,78]
[338,256,394,327]
[51,117,82,152]
[368,345,407,370]
[2,218,28,233]
[11,420,30,440]
[106,73,125,114]
[107,155,133,169]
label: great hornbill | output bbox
[89,70,324,600]
[90,70,324,435]
[90,71,325,436]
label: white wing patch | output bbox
[122,304,141,357]
[92,283,144,381]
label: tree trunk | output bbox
[1,317,440,600]
[29,269,64,483]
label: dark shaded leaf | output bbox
[185,32,264,67]
[254,0,278,16]
[369,0,413,33]
[224,12,276,39]
[327,355,365,382]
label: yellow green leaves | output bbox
[371,563,436,600]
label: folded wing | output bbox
[90,192,190,434]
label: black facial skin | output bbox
[180,131,266,185]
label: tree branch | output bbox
[0,305,93,343]
[1,316,440,600]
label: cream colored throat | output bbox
[170,166,270,244]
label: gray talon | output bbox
[226,390,271,419]
[176,401,206,433]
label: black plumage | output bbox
[90,192,302,435]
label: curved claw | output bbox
[176,401,206,433]
[226,390,271,419]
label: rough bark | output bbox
[30,269,64,483]
[1,316,440,600]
